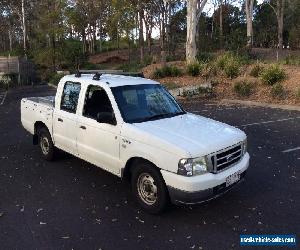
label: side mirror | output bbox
[96,112,116,125]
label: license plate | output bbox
[226,171,241,187]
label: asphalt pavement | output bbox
[0,86,299,250]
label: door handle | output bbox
[58,118,63,122]
[80,125,86,130]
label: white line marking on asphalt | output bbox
[0,91,7,105]
[190,106,249,113]
[190,110,208,113]
[282,147,300,153]
[241,117,300,127]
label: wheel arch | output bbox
[122,157,161,181]
[33,121,52,145]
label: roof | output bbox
[61,74,159,88]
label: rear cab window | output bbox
[60,81,81,113]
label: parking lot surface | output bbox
[0,86,299,249]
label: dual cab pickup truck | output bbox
[21,72,249,213]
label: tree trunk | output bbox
[269,0,285,49]
[277,0,284,49]
[245,0,254,48]
[186,0,198,63]
[21,0,27,58]
[147,30,152,55]
[139,8,144,63]
[166,2,171,55]
[160,9,166,63]
[98,20,102,52]
[82,30,86,54]
[219,0,223,48]
[8,29,13,52]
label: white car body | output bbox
[21,74,250,205]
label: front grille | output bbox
[210,143,243,173]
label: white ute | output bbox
[21,72,250,213]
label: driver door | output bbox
[76,85,121,175]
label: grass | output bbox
[261,64,286,85]
[163,82,179,90]
[224,60,240,79]
[250,63,264,77]
[118,62,143,72]
[233,80,254,97]
[271,83,285,98]
[153,65,182,78]
[284,55,300,66]
[196,52,214,63]
[215,52,241,78]
[187,62,203,76]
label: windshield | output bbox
[111,84,185,123]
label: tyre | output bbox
[131,161,169,214]
[37,127,55,161]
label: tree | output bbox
[267,0,285,49]
[186,0,208,63]
[245,0,254,47]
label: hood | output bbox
[133,113,246,157]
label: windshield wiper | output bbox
[133,113,170,123]
[145,113,171,121]
[171,111,186,117]
[134,111,186,123]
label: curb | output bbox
[221,99,300,112]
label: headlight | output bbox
[178,156,208,176]
[242,138,247,155]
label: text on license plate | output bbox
[226,171,241,187]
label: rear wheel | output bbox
[131,161,169,214]
[38,127,55,161]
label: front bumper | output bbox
[161,153,250,205]
[168,171,246,205]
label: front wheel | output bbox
[131,161,169,214]
[38,127,55,161]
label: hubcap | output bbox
[137,173,158,205]
[40,136,50,155]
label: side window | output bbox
[60,82,81,113]
[83,85,113,120]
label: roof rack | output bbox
[75,70,144,79]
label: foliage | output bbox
[49,73,65,86]
[284,55,300,66]
[233,80,254,97]
[271,83,285,98]
[196,52,214,63]
[81,62,100,70]
[153,65,182,78]
[224,60,240,79]
[250,63,264,77]
[119,62,143,72]
[202,62,218,80]
[0,73,19,89]
[261,65,286,85]
[216,53,233,70]
[187,62,202,76]
[163,82,179,90]
[143,55,153,66]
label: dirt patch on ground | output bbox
[89,50,129,64]
[142,62,300,105]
